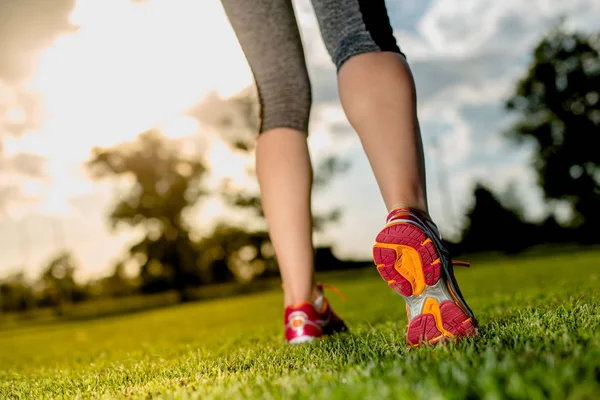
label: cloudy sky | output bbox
[0,0,598,281]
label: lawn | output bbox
[1,249,600,399]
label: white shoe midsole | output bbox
[403,279,454,322]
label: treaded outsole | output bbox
[373,223,477,347]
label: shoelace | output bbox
[452,260,470,268]
[280,282,347,301]
[318,283,347,301]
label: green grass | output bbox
[2,249,600,399]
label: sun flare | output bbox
[9,0,255,217]
[27,0,252,160]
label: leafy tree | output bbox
[95,262,137,298]
[37,251,82,311]
[460,184,534,254]
[87,130,208,296]
[0,271,35,312]
[196,223,276,284]
[506,27,600,238]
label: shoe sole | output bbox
[373,222,477,347]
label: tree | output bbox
[460,184,534,254]
[87,130,208,296]
[37,251,82,311]
[95,262,137,298]
[0,271,35,313]
[506,27,600,239]
[196,223,276,284]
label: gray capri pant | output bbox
[220,0,403,133]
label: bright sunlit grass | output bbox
[1,249,600,399]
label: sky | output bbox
[0,0,599,282]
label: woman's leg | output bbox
[338,52,427,214]
[312,0,477,346]
[311,0,427,214]
[220,0,317,306]
[256,129,317,307]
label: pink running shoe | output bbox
[373,208,478,347]
[284,284,348,344]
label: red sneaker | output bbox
[284,284,348,344]
[373,208,478,347]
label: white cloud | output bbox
[417,0,600,57]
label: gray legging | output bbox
[220,0,403,133]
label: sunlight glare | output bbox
[207,140,251,188]
[28,0,252,160]
[7,107,26,124]
[5,0,260,242]
[160,115,200,139]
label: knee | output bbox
[257,69,312,133]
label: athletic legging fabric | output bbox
[220,0,403,133]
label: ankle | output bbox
[387,206,430,223]
[283,284,320,307]
[388,204,429,217]
[386,206,442,239]
[311,285,324,310]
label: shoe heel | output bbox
[373,223,441,297]
[406,298,477,347]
